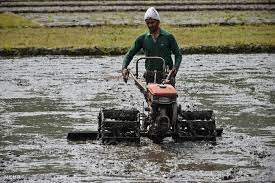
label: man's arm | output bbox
[122,35,144,69]
[169,34,182,70]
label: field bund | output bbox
[0,9,274,56]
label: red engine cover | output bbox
[147,84,177,97]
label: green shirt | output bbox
[122,29,182,71]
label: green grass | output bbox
[0,24,274,49]
[0,12,41,28]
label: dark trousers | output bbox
[143,70,175,87]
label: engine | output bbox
[145,83,178,142]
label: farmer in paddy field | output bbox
[122,7,182,86]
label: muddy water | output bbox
[0,54,274,182]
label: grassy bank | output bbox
[1,25,274,48]
[0,13,274,56]
[0,12,40,28]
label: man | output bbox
[122,7,182,85]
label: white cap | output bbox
[144,7,160,21]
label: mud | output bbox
[101,109,139,121]
[179,110,213,120]
[0,54,274,182]
[1,45,274,57]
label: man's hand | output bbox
[122,68,129,83]
[171,67,178,77]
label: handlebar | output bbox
[135,57,166,78]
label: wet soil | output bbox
[1,45,274,57]
[0,54,274,182]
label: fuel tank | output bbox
[147,84,177,97]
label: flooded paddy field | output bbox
[0,54,274,182]
[19,11,275,27]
